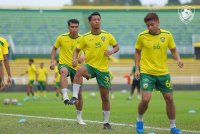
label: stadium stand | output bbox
[0,8,199,57]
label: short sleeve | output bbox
[3,38,9,55]
[77,36,85,50]
[108,33,117,46]
[54,36,61,48]
[168,33,176,49]
[45,68,48,74]
[32,65,36,72]
[135,35,143,50]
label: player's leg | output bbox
[24,84,31,101]
[27,84,30,96]
[157,74,182,134]
[58,64,70,104]
[55,82,60,99]
[30,80,37,100]
[69,67,86,125]
[42,81,47,97]
[37,81,42,97]
[136,73,155,134]
[99,86,111,129]
[68,64,91,104]
[75,87,86,125]
[128,79,136,100]
[136,80,141,100]
[95,70,112,129]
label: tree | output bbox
[131,0,141,5]
[190,0,200,5]
[167,0,180,5]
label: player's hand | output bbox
[78,56,85,64]
[50,62,55,70]
[72,59,78,67]
[7,76,12,87]
[134,70,140,80]
[0,81,6,90]
[177,60,184,68]
[104,50,113,57]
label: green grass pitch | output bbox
[0,90,200,134]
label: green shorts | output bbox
[37,81,46,90]
[29,80,34,87]
[84,64,111,89]
[58,64,76,82]
[140,73,173,93]
[55,82,61,89]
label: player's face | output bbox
[29,61,32,65]
[40,63,44,68]
[89,15,101,29]
[68,23,79,35]
[145,20,160,34]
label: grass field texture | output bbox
[0,90,200,134]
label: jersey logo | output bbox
[160,37,165,42]
[153,44,160,49]
[89,38,94,41]
[143,83,148,89]
[101,36,106,41]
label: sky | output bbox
[0,0,192,6]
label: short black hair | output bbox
[88,12,101,21]
[29,58,34,63]
[67,19,79,26]
[144,12,159,23]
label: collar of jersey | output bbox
[90,31,101,35]
[69,34,79,39]
[148,29,161,36]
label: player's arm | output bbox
[104,44,119,57]
[170,47,184,68]
[72,48,81,67]
[0,61,5,90]
[46,70,48,84]
[104,33,119,57]
[35,70,38,82]
[3,40,12,86]
[134,34,142,80]
[54,72,57,83]
[3,54,12,86]
[50,46,57,70]
[168,33,183,68]
[135,49,141,80]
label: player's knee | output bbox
[141,97,150,104]
[76,67,86,76]
[101,95,109,103]
[165,95,174,103]
[60,68,68,76]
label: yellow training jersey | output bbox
[55,66,60,83]
[0,37,9,61]
[77,30,117,72]
[37,67,47,81]
[135,29,176,76]
[28,64,36,80]
[54,32,82,70]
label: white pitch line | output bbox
[0,113,200,133]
